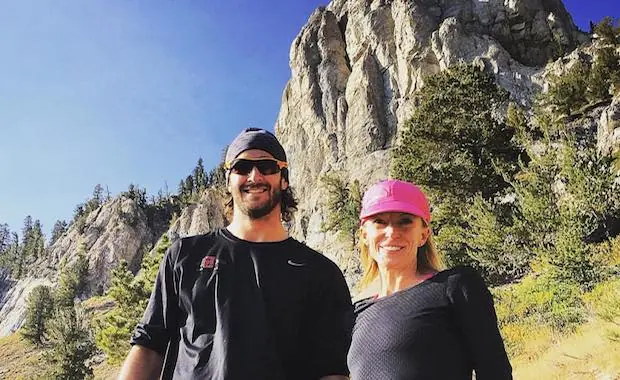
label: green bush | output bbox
[585,278,620,323]
[494,272,585,331]
[584,277,620,341]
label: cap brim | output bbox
[360,200,429,223]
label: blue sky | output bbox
[0,0,616,237]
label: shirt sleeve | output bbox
[306,261,354,378]
[447,266,513,380]
[130,239,183,356]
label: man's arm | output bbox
[121,240,182,379]
[307,259,354,379]
[118,345,164,380]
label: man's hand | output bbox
[118,345,164,380]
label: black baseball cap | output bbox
[225,128,287,164]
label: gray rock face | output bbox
[167,188,227,240]
[275,0,587,270]
[0,195,168,337]
[598,95,620,157]
[0,277,52,337]
[46,196,160,294]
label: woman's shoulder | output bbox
[437,265,483,282]
[440,266,492,304]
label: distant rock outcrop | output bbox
[167,188,227,240]
[0,195,171,337]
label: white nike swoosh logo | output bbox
[287,260,306,267]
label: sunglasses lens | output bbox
[231,160,254,175]
[256,160,280,175]
[230,159,281,175]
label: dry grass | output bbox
[0,333,47,380]
[2,310,618,380]
[512,319,620,380]
[92,358,121,380]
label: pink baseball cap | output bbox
[359,180,431,224]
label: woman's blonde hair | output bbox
[357,226,444,292]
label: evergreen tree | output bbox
[56,250,89,308]
[320,174,362,251]
[391,65,523,277]
[21,285,54,345]
[0,223,10,253]
[193,158,208,191]
[0,223,11,267]
[28,220,45,262]
[44,306,95,380]
[392,64,521,201]
[86,184,104,213]
[587,46,620,103]
[94,235,171,363]
[124,183,147,208]
[593,16,620,45]
[208,163,227,188]
[50,220,68,246]
[9,232,20,277]
[183,175,195,196]
[542,60,590,117]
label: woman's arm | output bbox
[448,266,513,380]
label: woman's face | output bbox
[361,212,430,272]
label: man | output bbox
[119,128,353,379]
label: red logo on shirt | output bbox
[200,256,216,270]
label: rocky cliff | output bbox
[0,195,171,337]
[275,0,617,274]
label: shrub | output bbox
[584,277,620,341]
[493,272,584,331]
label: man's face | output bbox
[227,149,288,220]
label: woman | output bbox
[347,179,512,380]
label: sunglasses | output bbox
[225,158,288,176]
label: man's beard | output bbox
[236,183,283,220]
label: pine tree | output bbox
[44,306,95,379]
[29,220,45,262]
[193,158,208,191]
[184,175,195,196]
[391,65,523,275]
[208,163,227,188]
[94,236,170,363]
[587,46,620,103]
[0,223,11,267]
[9,232,20,277]
[392,64,521,201]
[321,174,362,251]
[593,16,620,45]
[21,285,54,345]
[86,184,104,213]
[56,250,89,308]
[50,220,68,246]
[542,60,590,117]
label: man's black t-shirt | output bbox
[131,228,353,379]
[347,266,512,380]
